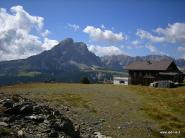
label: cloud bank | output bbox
[136,22,185,58]
[88,45,123,57]
[83,26,125,42]
[137,23,185,44]
[0,5,58,61]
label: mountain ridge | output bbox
[0,38,185,84]
[0,38,103,84]
[0,38,101,72]
[101,54,185,71]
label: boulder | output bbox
[8,115,19,123]
[49,130,59,138]
[2,99,14,108]
[60,118,78,137]
[33,106,42,114]
[53,110,61,116]
[4,104,21,115]
[17,130,24,137]
[0,122,8,127]
[25,115,45,123]
[51,121,61,131]
[11,94,20,103]
[20,104,33,115]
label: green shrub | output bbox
[80,77,90,84]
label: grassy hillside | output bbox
[0,83,184,138]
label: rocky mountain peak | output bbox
[58,38,74,46]
[55,38,88,53]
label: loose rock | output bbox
[0,93,82,138]
[17,130,24,137]
[0,122,8,127]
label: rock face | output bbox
[0,93,81,138]
[0,38,102,73]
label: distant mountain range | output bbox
[101,54,185,71]
[0,38,185,84]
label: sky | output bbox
[0,0,185,61]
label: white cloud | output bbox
[145,44,158,53]
[88,45,123,57]
[41,29,50,37]
[145,44,166,55]
[121,44,144,50]
[0,5,58,61]
[41,38,58,50]
[101,24,105,29]
[136,22,185,45]
[178,46,185,59]
[155,23,185,44]
[83,26,125,42]
[136,29,165,43]
[121,45,133,49]
[131,40,140,45]
[67,24,80,31]
[178,46,185,52]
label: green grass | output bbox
[125,85,185,137]
[0,127,11,136]
[17,71,41,77]
[0,83,185,138]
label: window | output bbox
[134,72,136,77]
[139,72,142,77]
[120,80,125,84]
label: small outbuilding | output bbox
[113,76,130,85]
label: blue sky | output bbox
[0,0,185,60]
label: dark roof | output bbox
[125,60,174,71]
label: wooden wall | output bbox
[128,70,183,85]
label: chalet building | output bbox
[125,60,184,85]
